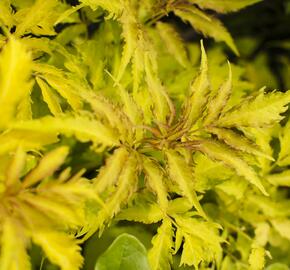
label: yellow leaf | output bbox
[0,218,31,270]
[148,218,173,270]
[182,41,210,128]
[175,7,239,55]
[0,37,32,128]
[166,149,207,218]
[199,140,268,195]
[249,246,265,270]
[32,230,83,270]
[36,77,63,116]
[23,146,69,188]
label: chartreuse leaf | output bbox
[0,37,32,128]
[0,147,95,270]
[95,234,150,270]
[116,3,138,82]
[174,6,239,55]
[278,122,290,166]
[156,22,189,68]
[0,218,31,270]
[80,0,121,15]
[148,218,173,270]
[87,155,138,237]
[207,127,273,161]
[198,140,268,195]
[32,231,83,270]
[117,200,163,224]
[144,54,172,124]
[0,0,14,29]
[10,114,119,148]
[0,130,57,156]
[217,89,290,128]
[14,0,62,36]
[191,0,263,13]
[143,157,168,211]
[248,246,265,270]
[182,41,209,128]
[175,215,223,269]
[204,61,232,125]
[267,170,290,187]
[5,146,26,188]
[36,77,62,116]
[271,219,290,241]
[22,146,69,188]
[94,147,129,193]
[80,91,131,140]
[166,149,207,218]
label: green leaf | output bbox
[148,219,173,270]
[95,234,150,270]
[175,7,239,55]
[191,0,263,13]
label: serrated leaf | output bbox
[198,140,268,195]
[148,219,173,270]
[88,155,138,237]
[192,0,262,13]
[80,0,120,14]
[204,61,232,125]
[144,54,172,124]
[175,7,239,55]
[0,130,57,156]
[207,127,273,161]
[182,41,210,128]
[143,158,168,211]
[278,122,290,166]
[32,230,83,270]
[14,0,61,36]
[95,234,150,270]
[156,22,189,67]
[36,77,62,116]
[117,202,163,224]
[267,170,290,187]
[116,4,138,82]
[217,89,290,128]
[10,115,119,148]
[94,147,129,193]
[5,146,26,188]
[0,218,31,270]
[249,246,265,270]
[22,146,69,188]
[176,216,223,268]
[0,37,32,128]
[180,233,203,268]
[166,149,206,218]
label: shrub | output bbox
[0,0,289,269]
